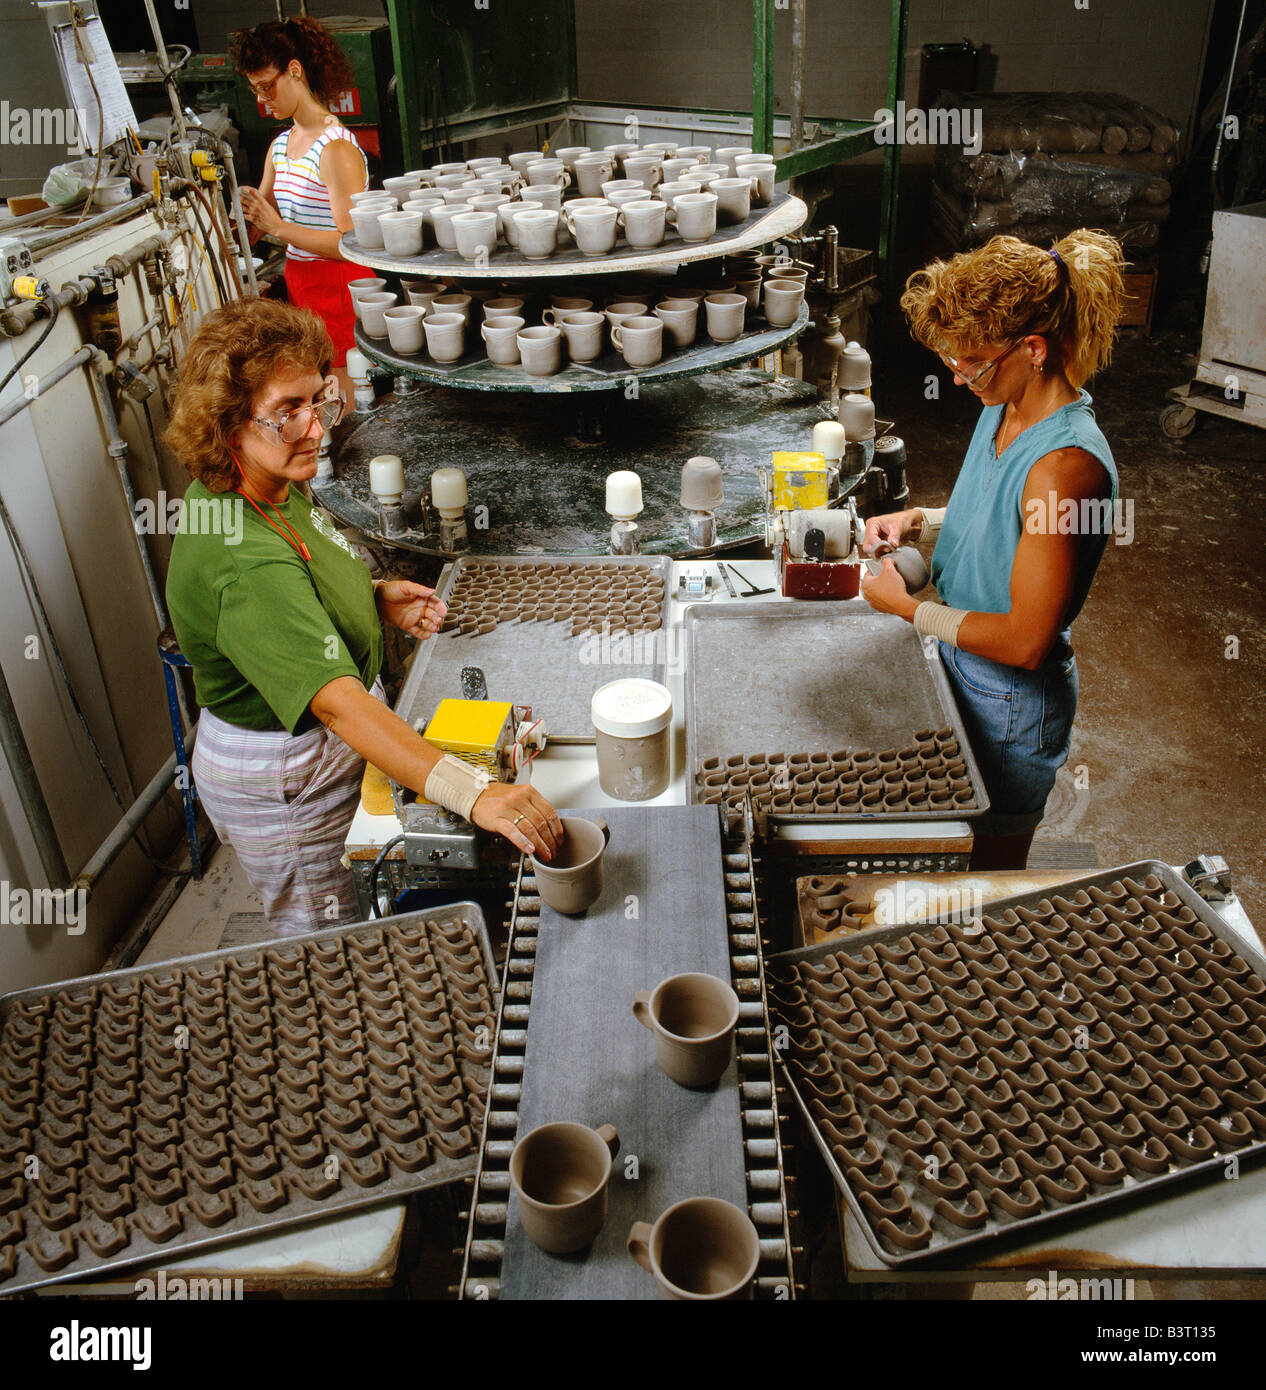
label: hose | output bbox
[369,834,405,918]
[0,299,60,397]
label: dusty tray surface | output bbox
[683,603,989,821]
[768,862,1266,1267]
[0,904,498,1294]
[397,555,670,740]
[498,805,748,1299]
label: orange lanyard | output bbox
[231,452,312,562]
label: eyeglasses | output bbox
[251,395,344,446]
[247,71,286,100]
[940,339,1022,387]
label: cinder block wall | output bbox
[574,0,1216,156]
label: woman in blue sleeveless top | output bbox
[861,231,1126,870]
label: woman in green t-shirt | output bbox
[165,299,562,934]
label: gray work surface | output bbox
[497,804,748,1299]
[394,555,670,740]
[683,603,989,820]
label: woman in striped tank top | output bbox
[231,17,369,391]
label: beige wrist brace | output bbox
[918,506,947,535]
[914,601,969,648]
[424,753,491,821]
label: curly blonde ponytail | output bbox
[1050,229,1126,387]
[901,229,1126,388]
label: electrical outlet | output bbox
[0,237,33,301]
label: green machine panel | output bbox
[386,0,577,167]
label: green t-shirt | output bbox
[166,480,384,734]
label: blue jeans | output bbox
[938,630,1077,835]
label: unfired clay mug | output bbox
[667,191,717,242]
[422,312,466,362]
[704,292,747,343]
[530,815,609,912]
[633,972,740,1086]
[558,311,606,362]
[763,277,805,328]
[627,1198,760,1299]
[611,315,663,368]
[481,315,525,364]
[511,1121,621,1254]
[618,199,667,248]
[654,298,699,349]
[568,205,619,256]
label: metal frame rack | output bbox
[382,0,909,285]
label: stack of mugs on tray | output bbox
[346,141,780,264]
[347,253,807,376]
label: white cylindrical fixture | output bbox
[839,392,875,441]
[431,467,468,517]
[606,469,643,518]
[811,420,847,464]
[346,348,371,383]
[369,454,405,500]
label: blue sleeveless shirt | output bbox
[930,389,1118,625]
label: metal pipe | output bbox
[84,350,172,637]
[142,0,189,145]
[790,0,806,152]
[214,136,259,297]
[72,722,199,895]
[0,346,93,429]
[25,193,156,255]
[123,313,163,355]
[0,656,71,888]
[1,232,173,339]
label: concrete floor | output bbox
[877,314,1266,936]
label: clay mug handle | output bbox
[610,325,624,353]
[480,321,494,341]
[594,818,610,846]
[632,989,655,1032]
[665,207,677,227]
[542,307,558,326]
[596,1123,620,1158]
[628,1221,654,1272]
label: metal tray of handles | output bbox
[0,902,499,1294]
[767,861,1266,1267]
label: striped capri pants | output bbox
[191,686,383,936]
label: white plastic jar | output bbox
[591,678,673,802]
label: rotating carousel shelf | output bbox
[317,367,833,558]
[340,193,807,279]
[353,301,809,394]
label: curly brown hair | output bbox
[901,230,1126,388]
[229,16,354,108]
[164,299,332,493]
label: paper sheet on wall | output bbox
[53,14,136,153]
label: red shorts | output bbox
[284,255,371,367]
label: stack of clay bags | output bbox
[931,92,1179,254]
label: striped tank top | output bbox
[269,122,367,263]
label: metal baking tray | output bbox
[682,603,989,821]
[769,861,1266,1267]
[396,553,672,741]
[0,903,499,1295]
